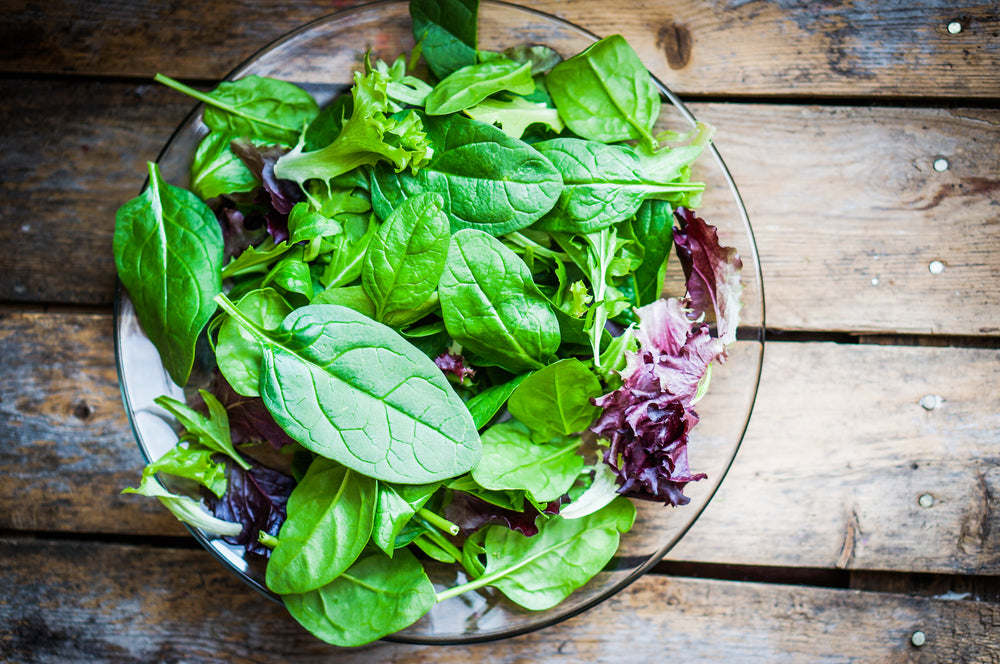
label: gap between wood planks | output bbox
[4,69,1000,109]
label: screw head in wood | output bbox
[918,494,934,508]
[933,158,949,172]
[928,260,945,274]
[911,630,927,647]
[947,21,962,34]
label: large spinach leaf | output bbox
[424,59,534,115]
[471,420,584,504]
[283,547,435,646]
[532,138,701,234]
[506,357,602,441]
[546,34,660,147]
[361,192,450,326]
[410,0,479,80]
[156,74,318,146]
[439,229,560,373]
[371,113,562,236]
[114,162,223,386]
[266,457,376,594]
[436,497,635,610]
[215,297,481,484]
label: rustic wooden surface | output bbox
[2,0,999,662]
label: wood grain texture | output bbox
[1,79,998,336]
[3,312,999,575]
[1,1,998,98]
[1,537,998,663]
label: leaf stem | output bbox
[417,507,459,536]
[212,293,272,343]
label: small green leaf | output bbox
[154,390,250,470]
[266,458,377,594]
[507,358,603,440]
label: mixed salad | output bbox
[114,0,743,646]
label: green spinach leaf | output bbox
[436,497,635,610]
[215,297,482,484]
[190,132,259,201]
[410,0,479,80]
[266,457,376,594]
[546,34,660,147]
[424,59,534,115]
[471,420,584,503]
[283,547,435,646]
[215,287,292,397]
[156,73,318,146]
[506,358,602,441]
[439,229,560,373]
[361,192,450,325]
[372,482,440,556]
[371,113,562,236]
[464,372,531,429]
[140,443,228,498]
[114,161,223,386]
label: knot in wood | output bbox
[657,20,693,70]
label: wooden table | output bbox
[3,1,999,661]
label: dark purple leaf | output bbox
[444,492,561,537]
[211,372,296,450]
[215,201,268,261]
[204,457,295,558]
[230,138,303,243]
[673,207,743,346]
[434,351,476,382]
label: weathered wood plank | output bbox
[1,80,998,336]
[1,1,997,98]
[3,312,1000,575]
[1,538,997,663]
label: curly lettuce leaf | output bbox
[273,63,433,187]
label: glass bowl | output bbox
[115,0,764,646]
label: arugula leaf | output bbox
[155,390,251,470]
[114,161,223,386]
[122,474,243,537]
[139,444,228,498]
[436,497,635,609]
[506,358,602,441]
[266,457,376,594]
[215,297,482,484]
[471,420,584,503]
[283,547,435,646]
[546,35,661,148]
[155,73,319,146]
[439,229,560,373]
[410,0,479,79]
[424,59,534,115]
[362,192,450,325]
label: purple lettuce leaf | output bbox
[444,491,562,537]
[434,351,476,383]
[215,202,269,261]
[591,298,720,506]
[673,206,743,347]
[230,138,303,243]
[203,457,295,558]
